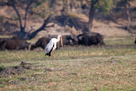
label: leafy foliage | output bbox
[11,15,19,20]
[97,0,114,14]
[32,1,50,18]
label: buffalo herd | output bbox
[30,37,50,50]
[0,37,30,50]
[0,32,106,51]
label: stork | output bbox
[45,35,63,64]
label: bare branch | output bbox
[27,15,51,39]
[24,1,33,28]
[10,0,23,30]
[49,0,55,8]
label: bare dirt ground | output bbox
[0,5,136,40]
[76,14,133,37]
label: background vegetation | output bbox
[0,0,136,90]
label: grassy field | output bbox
[0,36,136,91]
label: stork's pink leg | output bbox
[52,50,54,64]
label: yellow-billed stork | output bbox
[45,35,63,64]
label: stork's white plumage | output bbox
[45,35,63,64]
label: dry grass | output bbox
[0,54,136,91]
[104,36,135,45]
[0,37,136,91]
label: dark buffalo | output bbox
[19,40,30,50]
[30,35,78,50]
[77,32,105,46]
[58,35,78,46]
[0,37,30,50]
[0,38,6,48]
[30,37,50,50]
[64,35,78,46]
[30,36,63,50]
[53,35,78,49]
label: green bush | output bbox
[11,15,19,20]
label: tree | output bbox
[116,0,134,31]
[5,0,55,39]
[9,0,35,38]
[52,0,114,32]
[83,0,114,32]
[88,0,98,31]
[26,15,51,39]
[125,0,131,31]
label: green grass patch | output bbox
[11,15,19,20]
[104,36,135,45]
[0,36,136,90]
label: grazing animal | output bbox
[55,35,78,49]
[45,35,63,64]
[19,40,30,50]
[30,37,50,50]
[0,38,6,48]
[77,32,105,46]
[0,37,30,50]
[61,35,78,46]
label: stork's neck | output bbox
[56,36,60,42]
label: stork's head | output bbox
[57,35,63,47]
[57,35,62,39]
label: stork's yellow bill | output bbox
[60,36,63,47]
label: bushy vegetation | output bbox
[11,15,19,20]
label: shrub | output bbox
[11,15,19,20]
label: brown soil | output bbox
[0,5,136,39]
[0,61,32,77]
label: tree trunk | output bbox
[24,1,33,29]
[87,0,98,32]
[88,6,95,32]
[125,0,131,31]
[10,0,33,39]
